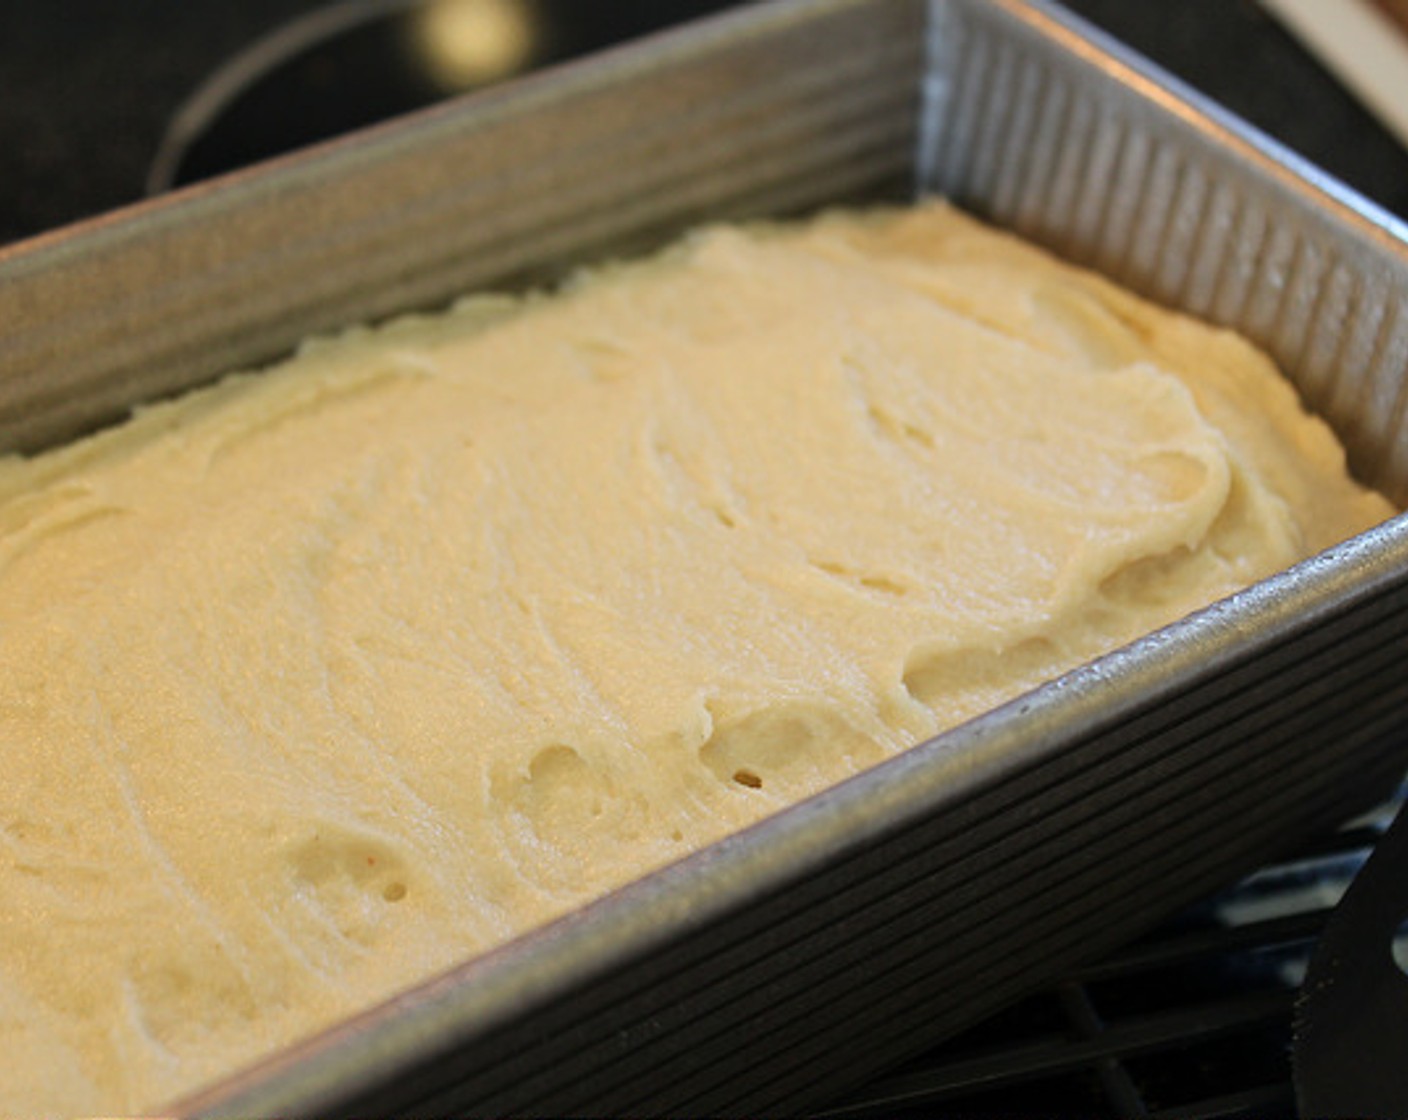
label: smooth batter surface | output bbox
[0,202,1393,1114]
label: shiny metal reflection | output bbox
[146,0,421,196]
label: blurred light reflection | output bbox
[411,0,539,90]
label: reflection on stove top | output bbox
[149,0,744,192]
[2,1,1404,244]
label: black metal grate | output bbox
[815,809,1396,1118]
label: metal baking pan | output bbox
[2,0,1407,1115]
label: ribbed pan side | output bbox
[0,0,924,459]
[923,0,1408,506]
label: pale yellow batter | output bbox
[0,202,1392,1114]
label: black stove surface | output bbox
[3,0,1407,246]
[2,0,748,244]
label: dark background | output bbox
[2,0,1406,247]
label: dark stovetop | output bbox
[2,0,1406,247]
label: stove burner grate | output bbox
[814,814,1394,1118]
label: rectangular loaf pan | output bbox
[3,0,1407,1115]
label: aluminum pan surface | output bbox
[0,0,1403,1114]
[927,0,1408,504]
